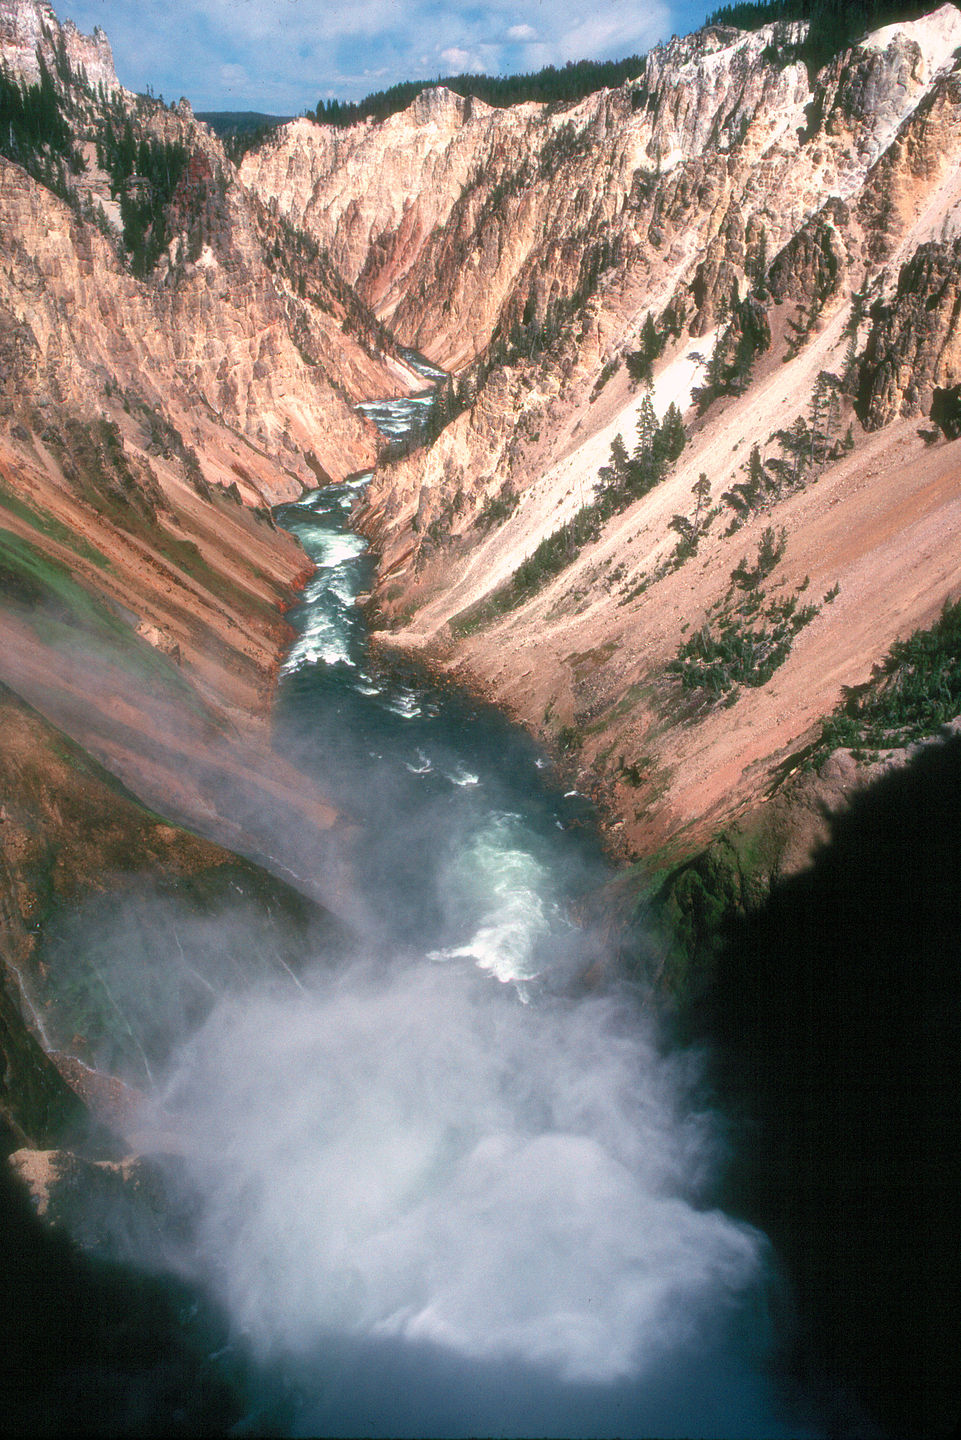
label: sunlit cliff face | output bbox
[10,5,961,1431]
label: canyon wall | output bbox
[247,5,961,867]
[0,0,122,94]
[0,0,396,1143]
[1,8,958,1431]
[3,0,961,1179]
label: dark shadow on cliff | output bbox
[692,734,961,1439]
[0,1155,279,1437]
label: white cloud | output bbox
[61,0,679,112]
[439,46,477,72]
[218,62,249,90]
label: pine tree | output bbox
[603,432,629,483]
[642,311,661,361]
[806,370,842,465]
[625,312,664,386]
[692,472,711,530]
[631,393,660,493]
[658,401,687,462]
[670,472,713,561]
[669,511,697,549]
[751,225,769,297]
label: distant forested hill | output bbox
[313,56,648,127]
[196,112,293,135]
[196,112,293,161]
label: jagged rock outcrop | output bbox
[766,199,853,305]
[858,235,961,424]
[0,0,121,95]
[856,62,961,262]
[0,0,423,494]
[0,146,378,496]
[244,7,961,381]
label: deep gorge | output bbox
[2,1,960,1434]
[0,416,813,1438]
[2,394,956,1440]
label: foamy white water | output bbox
[99,387,817,1438]
[428,812,559,982]
[155,960,794,1437]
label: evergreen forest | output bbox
[0,56,83,199]
[706,0,961,70]
[313,56,648,128]
[95,116,189,277]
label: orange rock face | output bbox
[242,7,961,859]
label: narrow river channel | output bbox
[14,381,823,1439]
[133,384,818,1437]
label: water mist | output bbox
[50,414,817,1436]
[154,957,796,1439]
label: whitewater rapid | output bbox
[121,387,815,1436]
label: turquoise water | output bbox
[274,472,607,984]
[145,394,805,1438]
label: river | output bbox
[273,473,606,983]
[133,386,818,1437]
[23,385,820,1437]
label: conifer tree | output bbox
[658,401,687,462]
[631,392,660,492]
[751,225,769,297]
[669,511,697,549]
[625,312,664,385]
[670,473,713,560]
[692,471,711,530]
[599,432,629,488]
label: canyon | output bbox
[244,4,961,874]
[0,0,959,1435]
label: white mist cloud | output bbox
[151,959,799,1436]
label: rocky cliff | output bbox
[0,0,406,1146]
[242,4,961,868]
[0,0,121,95]
[242,9,961,370]
[1,1,433,494]
[1,6,959,1432]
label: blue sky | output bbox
[62,1,717,114]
